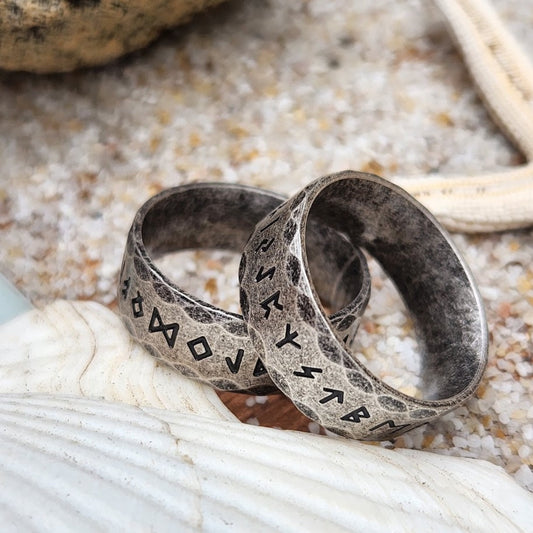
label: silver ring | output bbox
[118,182,371,394]
[239,171,488,438]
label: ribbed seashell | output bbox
[0,301,531,532]
[0,300,233,421]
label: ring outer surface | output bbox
[118,182,371,394]
[239,171,488,439]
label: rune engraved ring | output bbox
[118,182,371,394]
[239,171,488,438]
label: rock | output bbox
[0,0,225,73]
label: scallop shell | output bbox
[0,300,232,421]
[0,301,531,531]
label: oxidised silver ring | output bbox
[118,182,371,394]
[239,171,488,438]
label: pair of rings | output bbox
[118,170,488,440]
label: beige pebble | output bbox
[0,0,225,73]
[523,310,533,326]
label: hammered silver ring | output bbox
[118,182,371,394]
[239,171,488,439]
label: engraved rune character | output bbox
[253,358,267,377]
[255,265,276,283]
[148,307,179,348]
[340,406,370,423]
[276,323,301,349]
[370,420,410,434]
[293,365,322,378]
[319,387,344,404]
[187,336,213,361]
[260,290,283,319]
[121,277,131,299]
[255,237,275,253]
[225,349,244,374]
[131,291,144,318]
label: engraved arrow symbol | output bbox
[319,387,344,404]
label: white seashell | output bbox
[0,301,531,532]
[0,300,234,421]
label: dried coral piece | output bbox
[396,0,533,231]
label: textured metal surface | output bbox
[118,183,370,394]
[239,171,488,439]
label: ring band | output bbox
[239,171,488,438]
[118,183,371,394]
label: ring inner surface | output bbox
[306,220,367,313]
[307,178,484,401]
[141,186,364,314]
[142,187,281,255]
